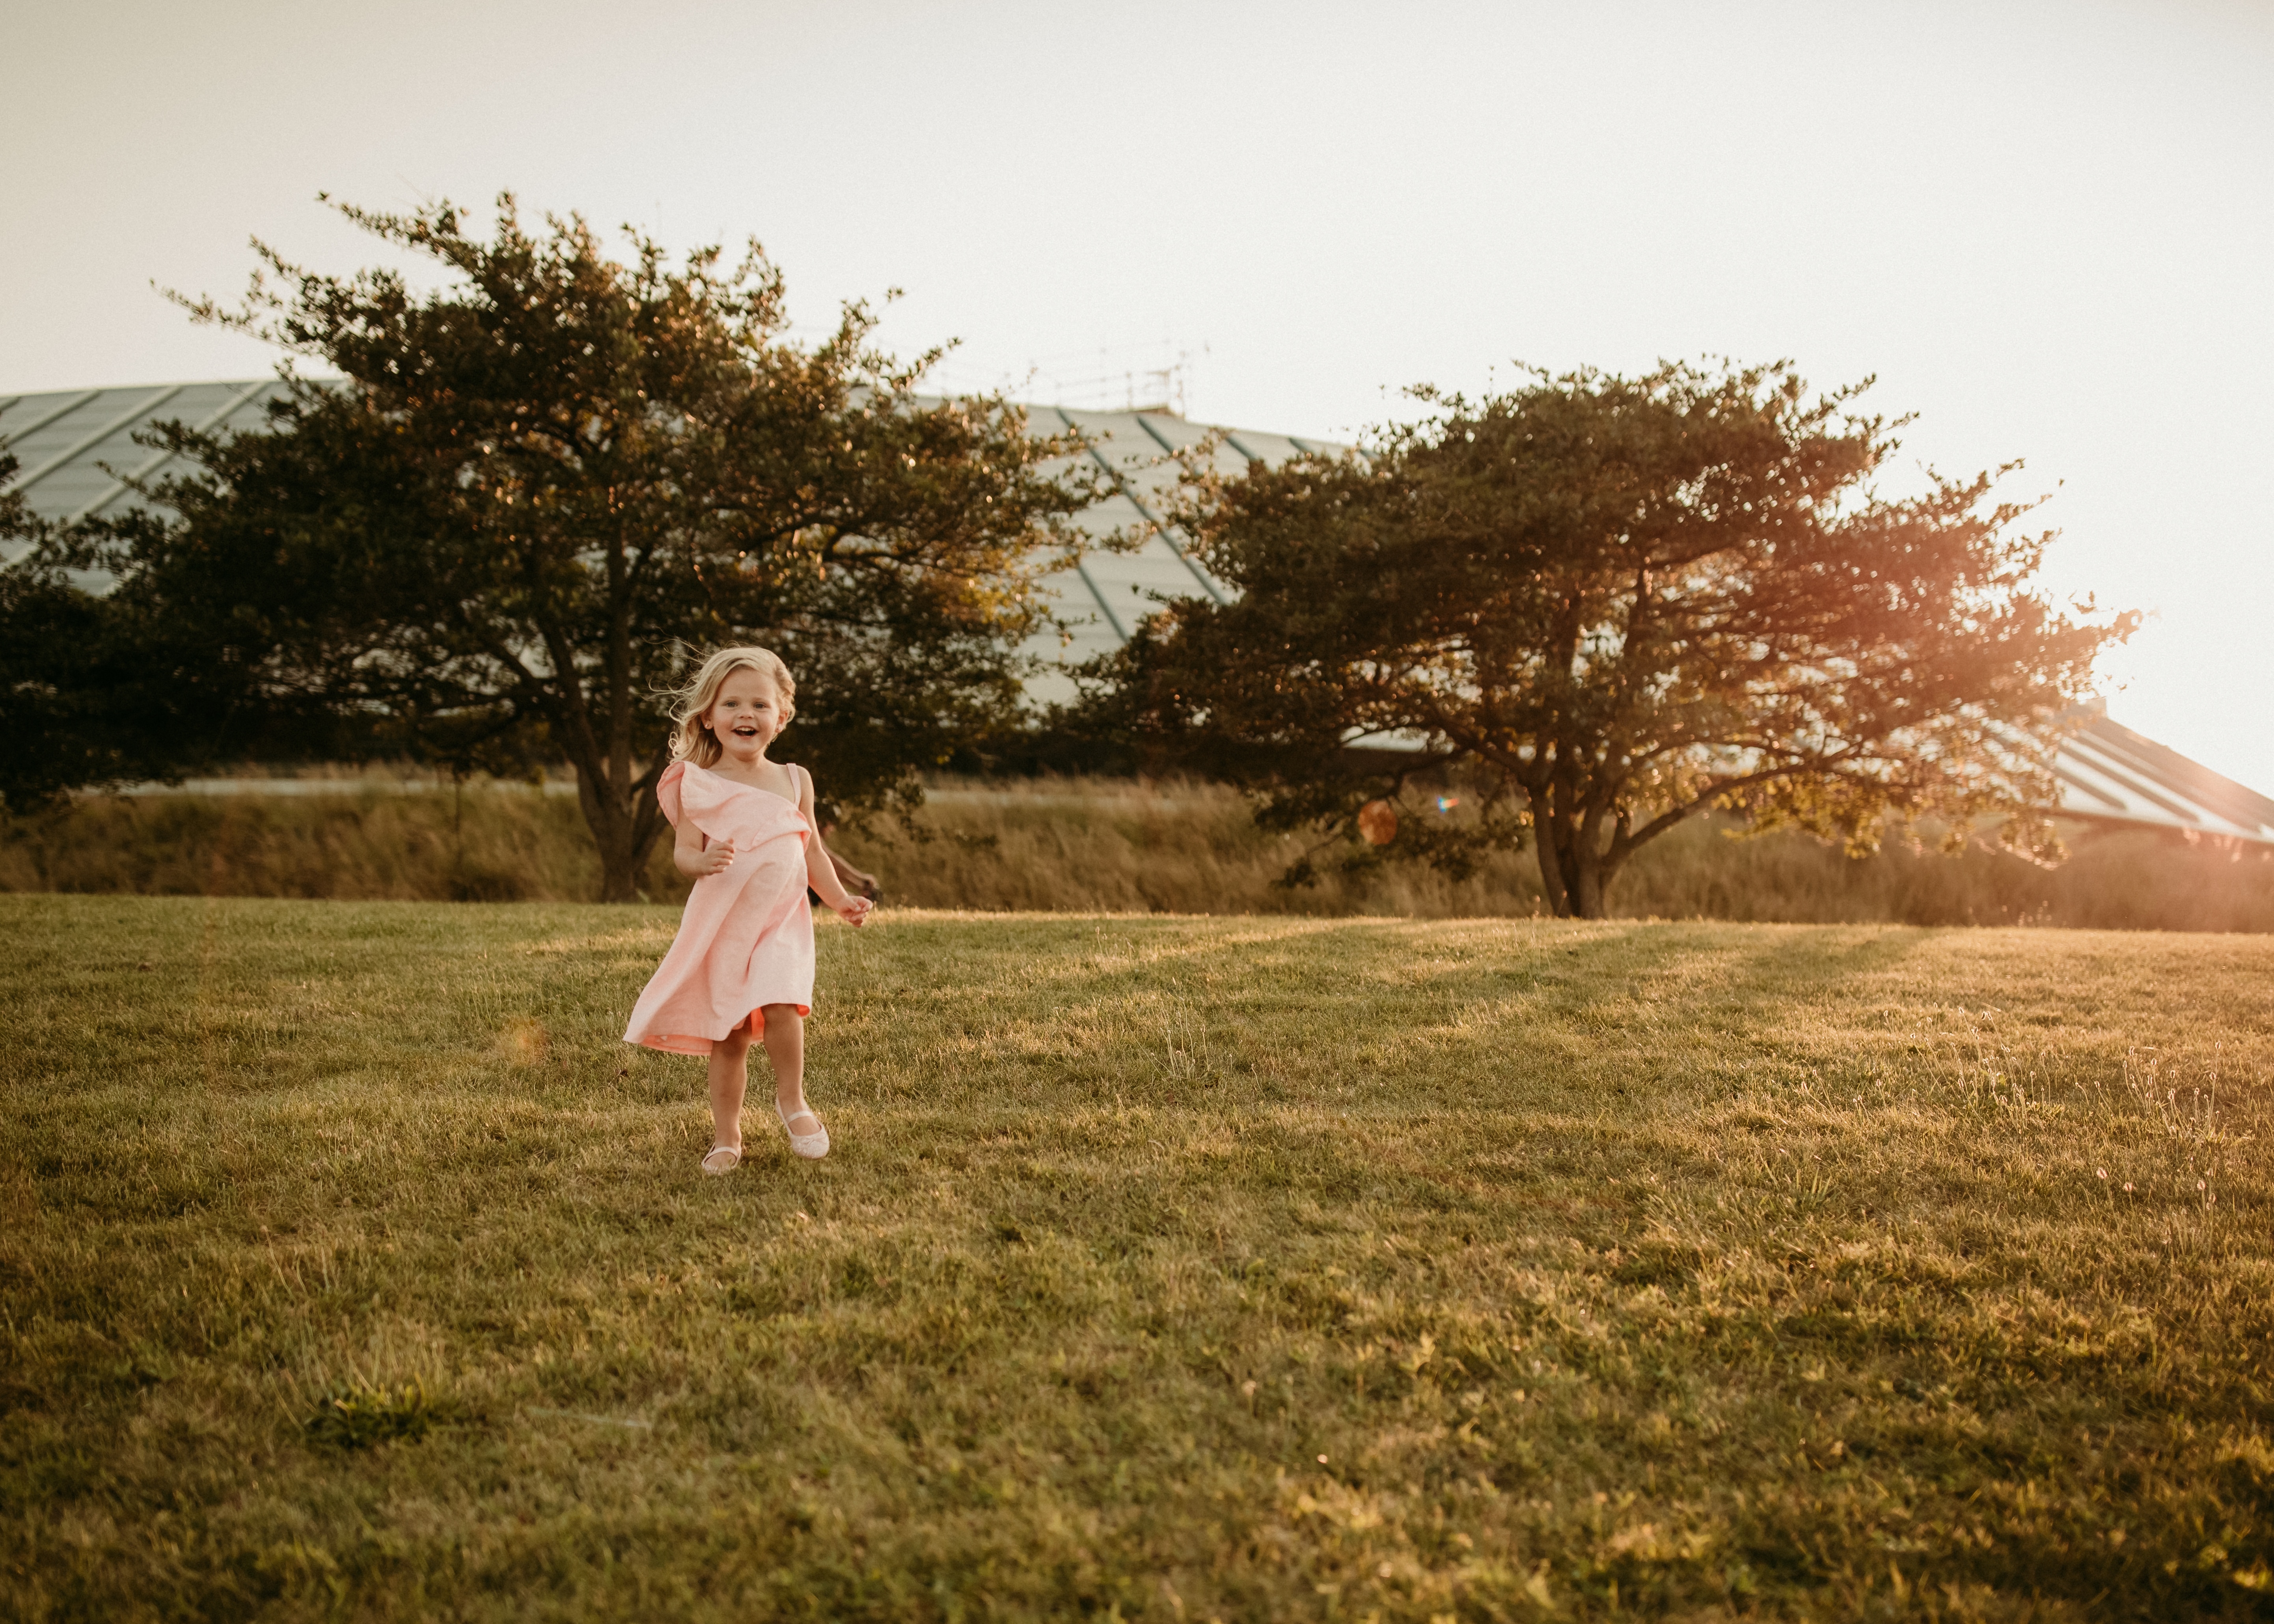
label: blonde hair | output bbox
[670,646,797,767]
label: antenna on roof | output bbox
[1026,341,1196,415]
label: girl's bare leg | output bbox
[707,1024,753,1151]
[757,1004,819,1127]
[759,1006,826,1158]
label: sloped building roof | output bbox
[6,380,2268,844]
[986,402,1333,704]
[0,381,1311,692]
[0,380,291,536]
[2050,711,2274,844]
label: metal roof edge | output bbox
[2079,715,2274,836]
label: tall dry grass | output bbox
[0,777,680,904]
[5,772,2270,929]
[833,779,2274,931]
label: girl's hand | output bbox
[694,838,736,877]
[836,896,873,928]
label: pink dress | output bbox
[623,760,815,1055]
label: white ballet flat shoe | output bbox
[701,1144,742,1176]
[777,1102,829,1160]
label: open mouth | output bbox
[733,723,760,739]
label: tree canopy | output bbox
[0,448,97,813]
[0,447,203,812]
[1103,362,2134,918]
[53,194,1101,896]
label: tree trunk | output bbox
[1527,790,1614,919]
[1524,780,1572,917]
[1570,801,1610,918]
[1533,829,1573,918]
[572,757,668,903]
[595,820,667,903]
[1569,846,1607,919]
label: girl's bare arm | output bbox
[798,770,872,924]
[674,818,734,879]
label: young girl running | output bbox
[623,647,872,1174]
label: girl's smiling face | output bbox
[704,667,785,762]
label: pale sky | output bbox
[6,0,2269,792]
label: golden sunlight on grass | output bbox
[2,897,2269,1618]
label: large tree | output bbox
[3,438,378,811]
[59,194,1100,897]
[1105,362,2134,918]
[0,449,103,812]
[1,449,219,811]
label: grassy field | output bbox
[8,774,2274,931]
[2,897,2271,1621]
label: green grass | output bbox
[2,896,2270,1621]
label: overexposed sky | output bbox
[5,0,2269,790]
